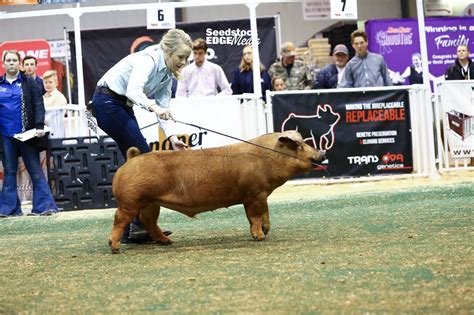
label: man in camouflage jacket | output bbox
[268,42,313,90]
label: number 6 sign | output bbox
[147,7,176,29]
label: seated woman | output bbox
[231,45,272,101]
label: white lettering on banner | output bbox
[14,49,49,59]
[434,34,470,49]
[347,155,379,165]
[425,25,458,33]
[375,31,413,46]
[205,27,261,45]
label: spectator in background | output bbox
[338,30,391,88]
[176,38,232,97]
[22,56,46,95]
[231,45,272,101]
[268,41,312,90]
[272,76,286,91]
[314,44,349,89]
[445,44,473,80]
[43,70,68,109]
[0,50,58,217]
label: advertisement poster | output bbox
[271,90,413,178]
[365,17,474,86]
[69,17,277,104]
[439,81,474,158]
[0,39,51,77]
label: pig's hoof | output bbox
[252,234,266,241]
[262,226,270,235]
[109,239,121,254]
[111,248,121,254]
[157,236,172,245]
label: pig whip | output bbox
[140,119,328,171]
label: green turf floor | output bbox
[0,182,473,314]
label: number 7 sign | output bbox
[330,0,358,19]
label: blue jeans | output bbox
[1,136,58,216]
[92,91,152,240]
[92,92,150,157]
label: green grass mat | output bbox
[0,182,473,313]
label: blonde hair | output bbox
[239,45,265,73]
[42,70,58,81]
[160,29,193,79]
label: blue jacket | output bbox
[0,71,47,150]
[314,64,339,89]
[231,68,272,101]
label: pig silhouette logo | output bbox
[281,104,341,150]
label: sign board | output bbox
[424,0,453,16]
[271,89,413,178]
[147,7,176,29]
[302,0,330,20]
[0,39,51,77]
[439,81,474,158]
[330,0,358,19]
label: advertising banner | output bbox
[134,97,250,151]
[69,17,277,103]
[439,81,474,158]
[271,90,413,178]
[0,39,51,77]
[365,17,474,86]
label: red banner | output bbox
[0,39,51,76]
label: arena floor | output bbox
[0,171,472,313]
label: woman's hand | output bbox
[35,129,46,137]
[169,135,188,151]
[149,104,173,120]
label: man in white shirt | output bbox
[176,38,232,97]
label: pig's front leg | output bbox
[244,198,267,241]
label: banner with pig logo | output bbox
[272,89,413,178]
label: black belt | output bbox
[95,86,128,103]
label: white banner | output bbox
[135,96,265,151]
[302,0,330,20]
[439,80,474,158]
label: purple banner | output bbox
[366,17,474,85]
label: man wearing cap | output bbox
[338,30,392,88]
[268,42,312,90]
[314,44,349,89]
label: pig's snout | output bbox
[310,150,326,164]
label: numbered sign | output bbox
[147,7,176,29]
[302,0,331,20]
[330,0,358,19]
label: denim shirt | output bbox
[0,74,23,136]
[97,44,172,111]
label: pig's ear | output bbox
[278,135,299,151]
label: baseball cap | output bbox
[281,45,296,56]
[333,44,349,55]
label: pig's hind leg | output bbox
[262,206,271,235]
[139,203,172,245]
[109,207,135,254]
[244,198,268,241]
